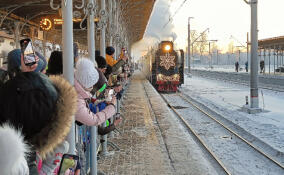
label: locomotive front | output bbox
[155,41,180,92]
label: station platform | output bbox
[98,72,217,175]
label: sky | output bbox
[132,0,284,59]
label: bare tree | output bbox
[190,30,199,55]
[198,32,208,56]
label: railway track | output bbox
[191,70,284,92]
[160,92,284,175]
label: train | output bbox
[142,41,184,92]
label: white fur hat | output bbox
[0,123,30,175]
[75,58,99,89]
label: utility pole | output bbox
[243,0,260,112]
[188,17,194,73]
[247,32,249,64]
[217,50,219,65]
[208,40,217,68]
[239,50,241,64]
[236,46,245,65]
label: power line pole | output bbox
[208,40,217,68]
[243,0,260,112]
[188,17,193,73]
[250,0,259,109]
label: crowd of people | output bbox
[0,43,133,175]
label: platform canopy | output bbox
[259,36,284,49]
[0,0,155,45]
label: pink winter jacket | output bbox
[74,79,116,126]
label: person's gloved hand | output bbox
[114,117,122,126]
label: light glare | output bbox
[165,45,171,51]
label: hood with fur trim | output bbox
[35,75,77,159]
[0,123,30,175]
[0,73,77,160]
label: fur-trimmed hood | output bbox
[34,75,77,159]
[0,123,30,175]
[0,73,77,160]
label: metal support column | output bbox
[100,0,106,58]
[274,46,276,74]
[187,17,193,73]
[62,0,75,154]
[277,48,279,69]
[14,22,20,49]
[87,0,97,174]
[108,0,113,46]
[249,0,259,109]
[268,49,271,74]
[247,32,249,66]
[115,5,120,60]
[42,31,47,58]
[208,42,211,68]
[281,48,284,66]
[280,49,282,66]
[263,49,266,73]
[100,0,110,156]
[239,50,241,64]
[88,0,96,62]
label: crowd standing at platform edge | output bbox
[0,42,132,175]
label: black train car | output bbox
[143,41,184,92]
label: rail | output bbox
[160,91,284,174]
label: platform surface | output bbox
[98,72,217,175]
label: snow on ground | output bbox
[192,64,284,74]
[181,74,284,153]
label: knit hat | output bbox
[95,56,107,69]
[7,49,21,75]
[75,58,99,89]
[106,46,115,55]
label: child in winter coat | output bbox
[74,58,116,126]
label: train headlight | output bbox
[157,74,162,81]
[164,45,171,51]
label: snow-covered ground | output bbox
[181,74,284,154]
[192,64,284,74]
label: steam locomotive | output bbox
[142,41,184,92]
